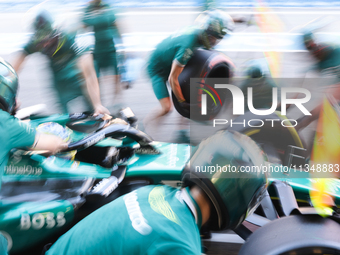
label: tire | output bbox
[239,215,340,255]
[172,49,233,120]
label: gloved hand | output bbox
[179,101,191,111]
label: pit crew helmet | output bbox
[32,10,55,42]
[302,30,315,50]
[196,9,234,49]
[32,10,60,57]
[182,130,268,231]
[0,58,19,114]
[301,30,332,60]
[244,59,270,79]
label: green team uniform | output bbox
[46,185,202,255]
[316,45,340,82]
[23,33,92,113]
[0,110,36,254]
[0,110,36,187]
[239,77,278,110]
[147,28,202,99]
[0,236,7,255]
[83,2,119,77]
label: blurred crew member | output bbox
[12,10,109,115]
[0,58,67,254]
[303,30,339,73]
[82,0,123,95]
[44,131,267,255]
[239,59,279,111]
[296,30,340,130]
[145,9,234,125]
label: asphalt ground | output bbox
[1,6,339,255]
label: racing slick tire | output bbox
[238,215,340,255]
[172,49,234,121]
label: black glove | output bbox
[179,101,191,111]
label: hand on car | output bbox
[93,104,111,116]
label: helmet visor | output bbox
[202,33,221,49]
[37,33,59,57]
[208,35,221,48]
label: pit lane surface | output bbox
[0,5,337,255]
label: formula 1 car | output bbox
[1,109,340,255]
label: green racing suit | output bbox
[0,110,36,189]
[23,32,93,113]
[0,110,36,255]
[316,44,340,84]
[147,27,202,100]
[83,2,119,77]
